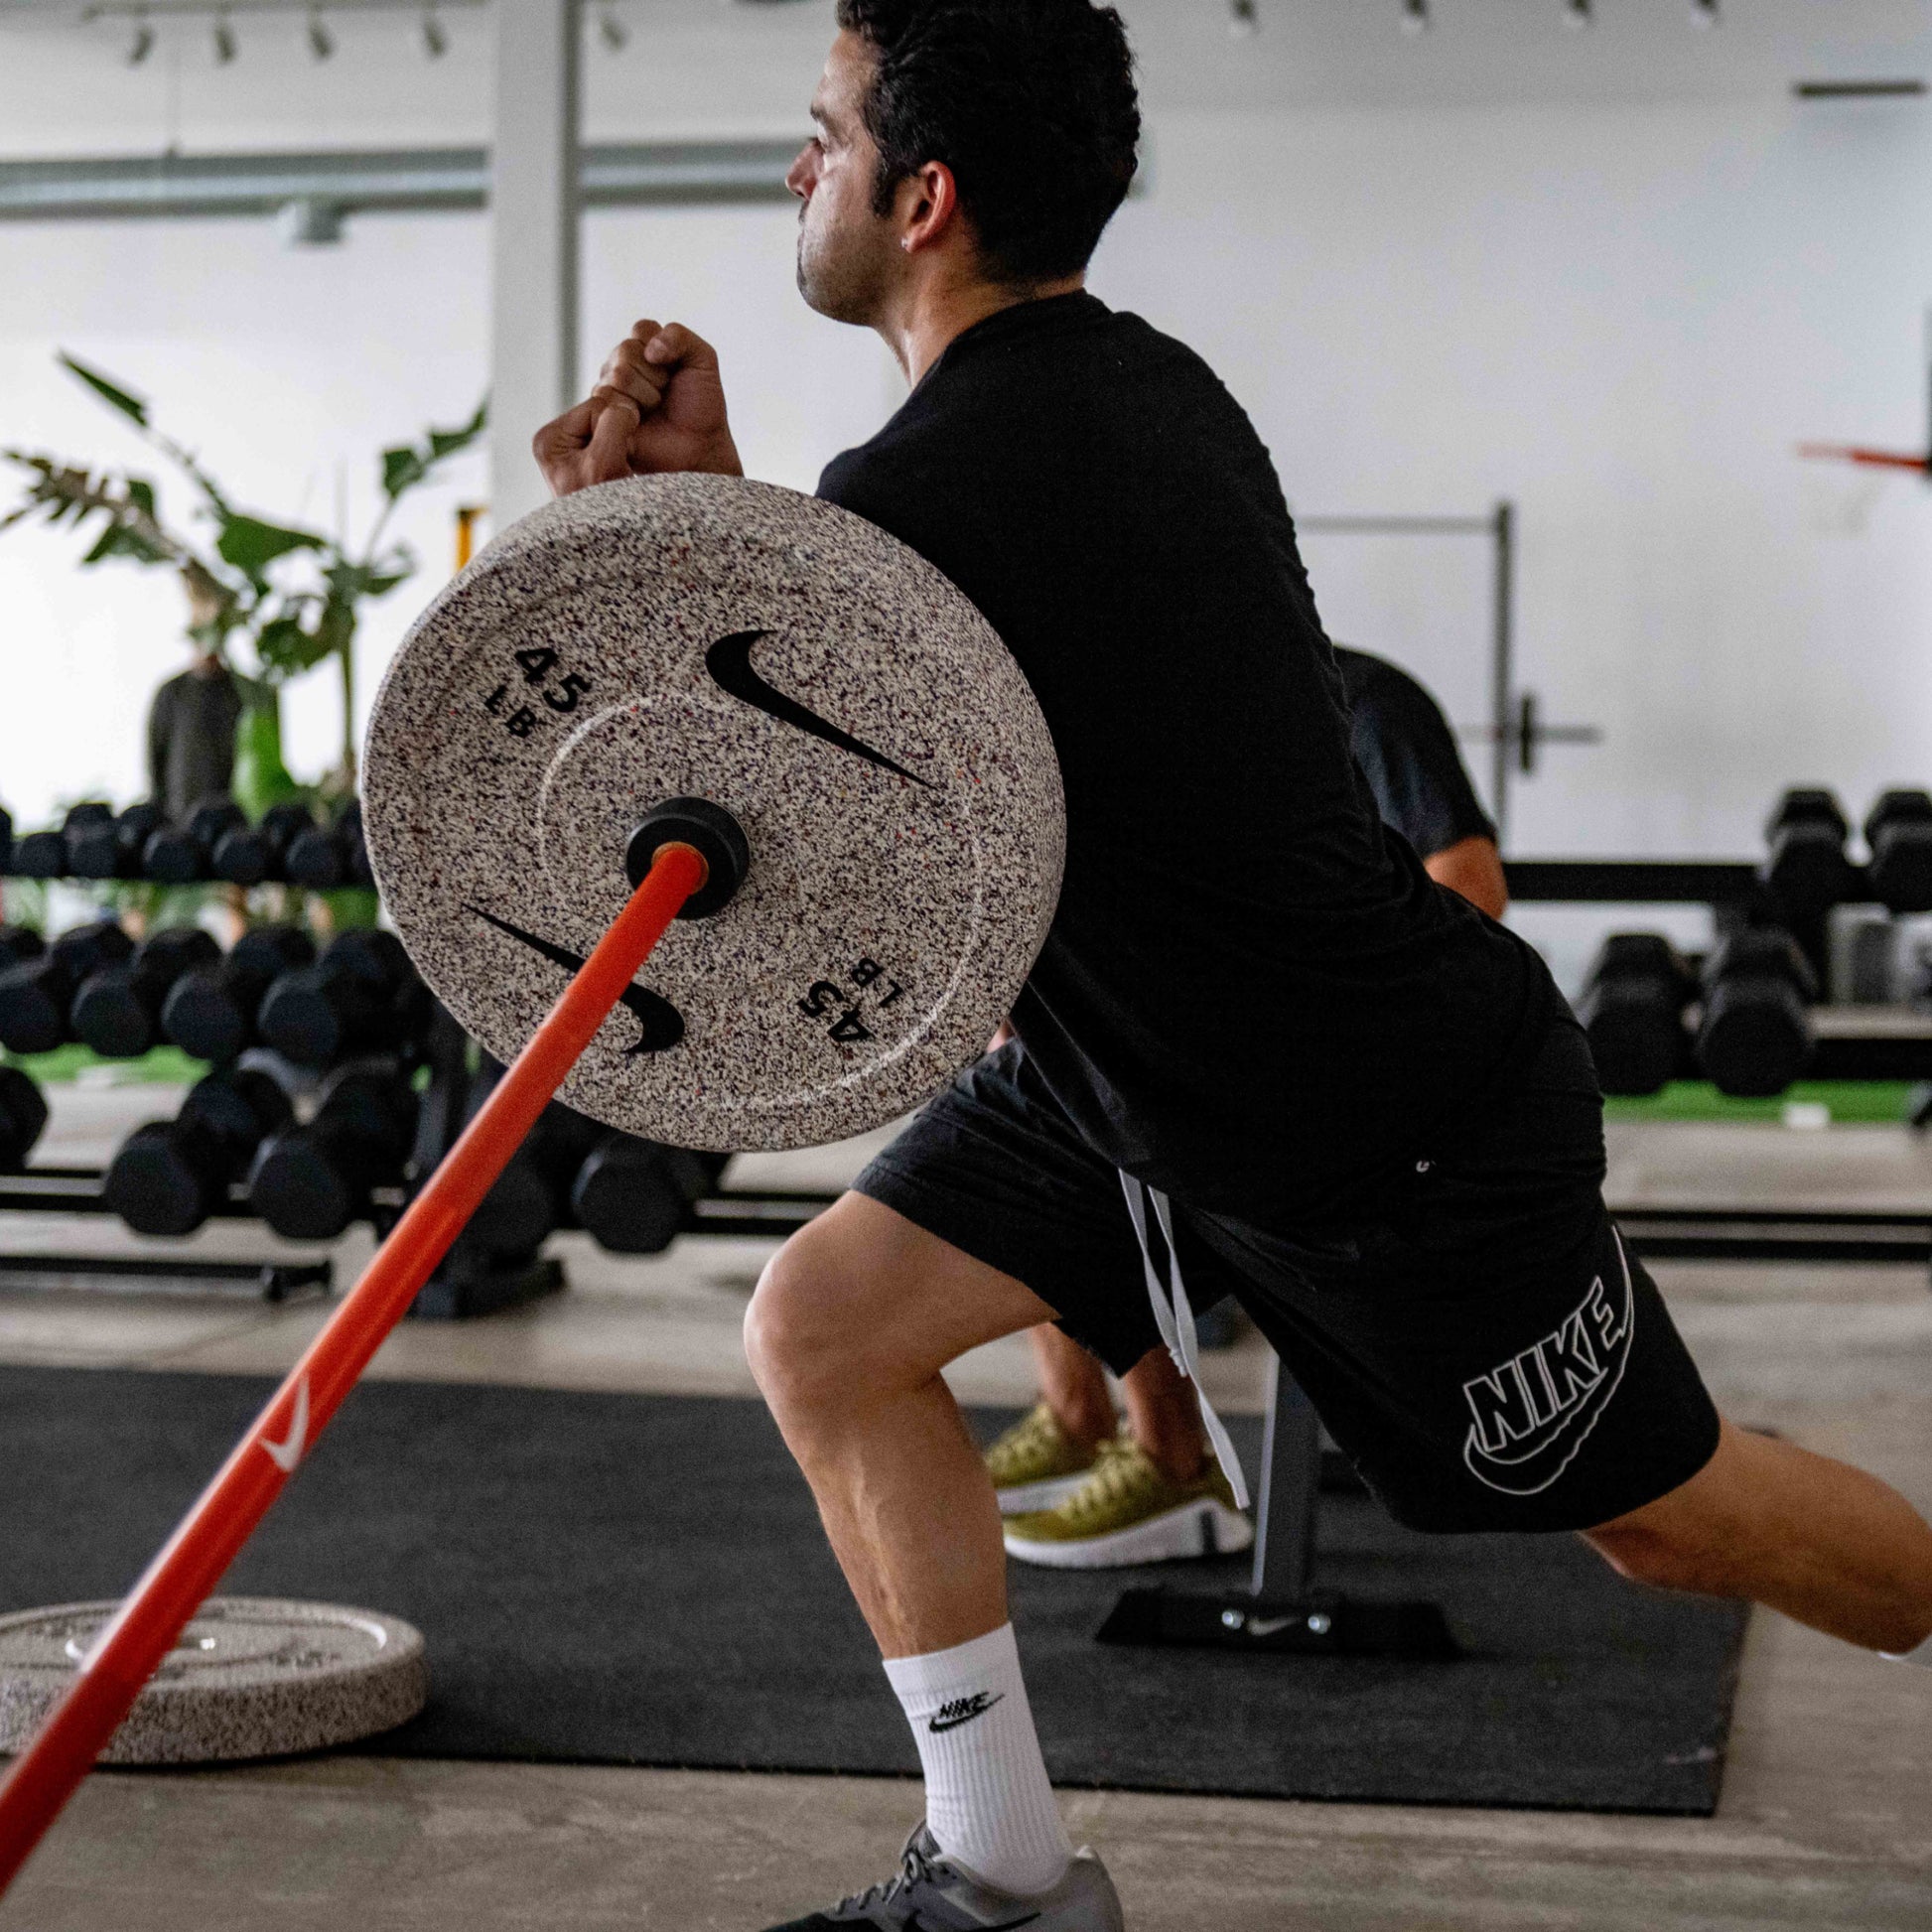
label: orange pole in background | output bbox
[0,841,709,1898]
[1798,442,1932,475]
[455,504,486,570]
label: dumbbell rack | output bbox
[0,1041,560,1323]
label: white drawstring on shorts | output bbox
[1118,1173,1250,1510]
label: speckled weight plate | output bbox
[362,475,1065,1151]
[0,1597,428,1764]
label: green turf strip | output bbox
[1603,1081,1917,1125]
[0,1042,208,1086]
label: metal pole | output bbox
[1249,1354,1321,1601]
[1490,499,1515,847]
[489,0,583,529]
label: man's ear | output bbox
[898,159,965,255]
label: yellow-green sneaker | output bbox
[1003,1435,1254,1569]
[983,1403,1104,1514]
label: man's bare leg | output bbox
[1027,1322,1115,1453]
[747,1191,1060,1654]
[1118,1345,1206,1482]
[1028,1325,1207,1482]
[1587,1417,1932,1653]
[746,1192,1077,1892]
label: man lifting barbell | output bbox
[990,646,1510,1570]
[537,5,1932,1927]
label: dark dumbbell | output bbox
[60,800,113,864]
[283,804,354,891]
[0,918,134,1054]
[181,795,249,882]
[102,1067,294,1237]
[1863,789,1932,915]
[448,1058,552,1263]
[1695,927,1817,1098]
[1579,932,1695,1097]
[60,799,121,877]
[248,1064,417,1241]
[0,926,46,973]
[9,828,67,879]
[139,819,201,884]
[205,799,319,888]
[0,802,11,875]
[187,795,246,853]
[256,927,421,1065]
[162,924,317,1064]
[336,799,376,889]
[208,823,271,886]
[438,1072,597,1266]
[0,1065,49,1173]
[68,801,167,882]
[69,926,222,1059]
[571,1134,718,1254]
[1762,788,1860,916]
[141,792,247,885]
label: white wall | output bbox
[3,3,1931,893]
[1098,97,1932,856]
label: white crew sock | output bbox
[883,1622,1073,1897]
[1880,1630,1932,1665]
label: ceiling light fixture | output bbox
[1565,0,1591,26]
[1228,0,1259,39]
[307,6,334,61]
[1691,0,1719,22]
[599,4,627,52]
[1402,0,1429,33]
[126,9,153,64]
[421,1,446,57]
[212,9,236,63]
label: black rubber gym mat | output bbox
[0,1366,1745,1813]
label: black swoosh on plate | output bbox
[465,904,684,1054]
[704,629,934,789]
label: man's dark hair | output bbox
[834,0,1140,285]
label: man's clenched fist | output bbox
[533,320,744,497]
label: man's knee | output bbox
[1582,1515,1744,1599]
[1581,1426,1759,1599]
[744,1202,937,1416]
[745,1192,1058,1421]
[745,1225,858,1413]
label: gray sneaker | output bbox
[761,1824,1125,1930]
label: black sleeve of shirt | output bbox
[1333,646,1497,859]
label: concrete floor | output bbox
[0,1092,1928,1929]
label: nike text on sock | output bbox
[1879,1628,1932,1665]
[883,1622,1073,1897]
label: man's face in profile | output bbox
[788,31,903,327]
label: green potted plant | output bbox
[3,354,485,813]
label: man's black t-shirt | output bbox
[817,292,1555,1223]
[1334,646,1497,861]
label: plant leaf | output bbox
[80,519,173,567]
[125,478,157,518]
[59,353,150,427]
[427,398,487,461]
[326,556,409,602]
[216,513,326,579]
[252,613,337,678]
[381,445,428,498]
[381,397,486,500]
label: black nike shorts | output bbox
[853,1013,1721,1535]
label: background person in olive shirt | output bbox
[992,645,1513,1571]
